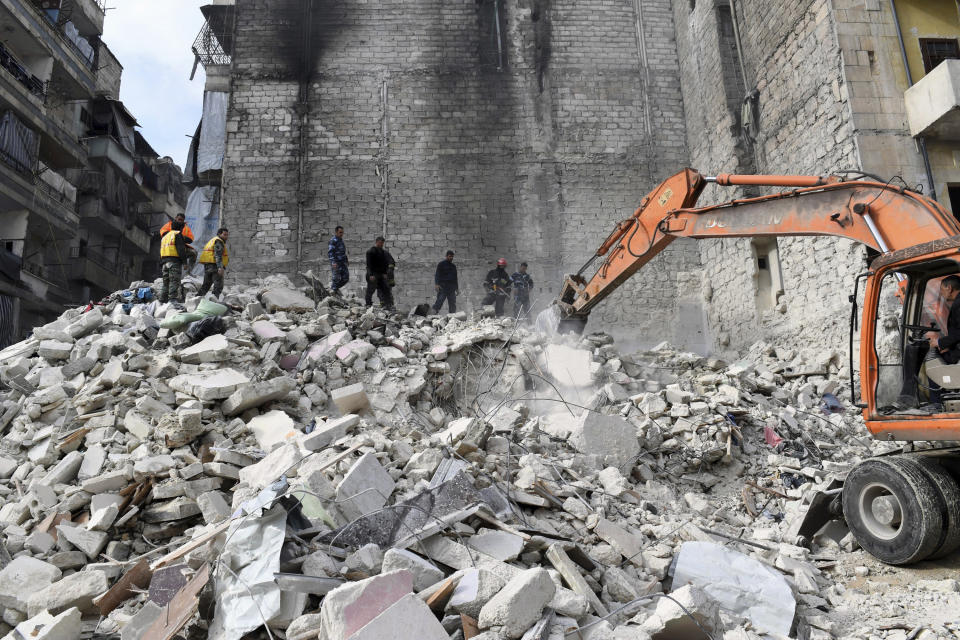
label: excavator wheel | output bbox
[842,456,944,565]
[906,456,960,560]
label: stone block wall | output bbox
[673,0,865,356]
[222,0,703,349]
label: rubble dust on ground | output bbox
[0,274,957,640]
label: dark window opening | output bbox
[920,38,960,74]
[477,0,506,71]
[947,185,960,222]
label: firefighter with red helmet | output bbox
[482,258,512,317]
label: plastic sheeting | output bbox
[671,541,796,636]
[198,91,227,174]
[183,185,221,275]
[208,506,287,640]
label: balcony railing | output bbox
[24,0,97,70]
[0,42,46,100]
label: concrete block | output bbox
[40,451,83,486]
[81,468,131,494]
[335,452,395,521]
[197,491,232,524]
[568,412,640,468]
[56,524,109,560]
[169,368,250,401]
[381,549,443,592]
[67,307,103,338]
[26,530,56,555]
[140,497,201,523]
[478,568,556,638]
[467,530,524,562]
[448,568,506,619]
[0,556,62,611]
[26,569,109,617]
[77,444,106,481]
[38,341,73,360]
[222,376,297,416]
[593,519,644,568]
[238,442,303,491]
[120,601,163,640]
[303,414,360,451]
[318,570,413,640]
[376,346,405,365]
[347,593,448,640]
[285,612,323,640]
[247,409,298,451]
[331,383,370,414]
[6,606,81,640]
[261,287,315,312]
[635,584,721,639]
[121,410,152,440]
[179,334,231,363]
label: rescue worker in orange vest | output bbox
[159,213,197,269]
[158,220,188,303]
[198,228,229,298]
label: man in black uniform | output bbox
[482,258,512,317]
[511,262,533,319]
[365,236,395,310]
[433,250,458,314]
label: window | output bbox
[948,185,960,223]
[920,38,960,74]
[751,238,783,313]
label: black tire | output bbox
[909,456,960,560]
[842,456,944,565]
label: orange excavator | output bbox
[556,168,960,564]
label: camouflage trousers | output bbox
[159,260,183,303]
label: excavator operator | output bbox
[930,275,960,364]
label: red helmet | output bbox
[497,258,507,266]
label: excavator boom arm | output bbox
[559,169,959,316]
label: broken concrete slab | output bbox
[335,452,395,521]
[347,593,449,640]
[593,518,644,568]
[179,334,231,364]
[303,414,360,451]
[467,530,524,562]
[5,606,81,640]
[169,368,250,401]
[381,549,444,592]
[568,412,640,468]
[448,568,506,619]
[247,409,298,451]
[636,584,721,640]
[56,524,109,560]
[222,376,297,416]
[0,556,62,612]
[238,442,303,491]
[317,570,413,640]
[478,568,556,639]
[27,569,110,617]
[261,287,315,313]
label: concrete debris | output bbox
[0,275,910,638]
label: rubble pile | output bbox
[0,275,949,639]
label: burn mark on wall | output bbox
[477,0,508,71]
[530,0,552,93]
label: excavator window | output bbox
[873,271,906,411]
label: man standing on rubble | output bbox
[433,250,458,314]
[328,225,349,295]
[158,220,188,303]
[159,213,197,270]
[482,258,512,317]
[511,262,534,319]
[198,228,230,298]
[365,236,395,310]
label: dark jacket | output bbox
[511,272,533,298]
[161,232,188,264]
[939,297,960,363]
[484,267,511,296]
[366,246,394,275]
[435,260,458,289]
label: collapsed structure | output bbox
[0,273,956,639]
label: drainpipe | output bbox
[889,0,937,201]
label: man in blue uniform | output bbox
[511,262,533,319]
[328,226,349,295]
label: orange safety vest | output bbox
[160,230,180,258]
[199,236,229,267]
[160,221,194,242]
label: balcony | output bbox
[77,197,151,253]
[69,250,123,293]
[86,134,133,177]
[0,42,46,100]
[2,0,97,99]
[64,0,106,39]
[905,59,960,140]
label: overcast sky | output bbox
[100,1,206,168]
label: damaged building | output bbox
[0,0,187,347]
[189,0,960,355]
